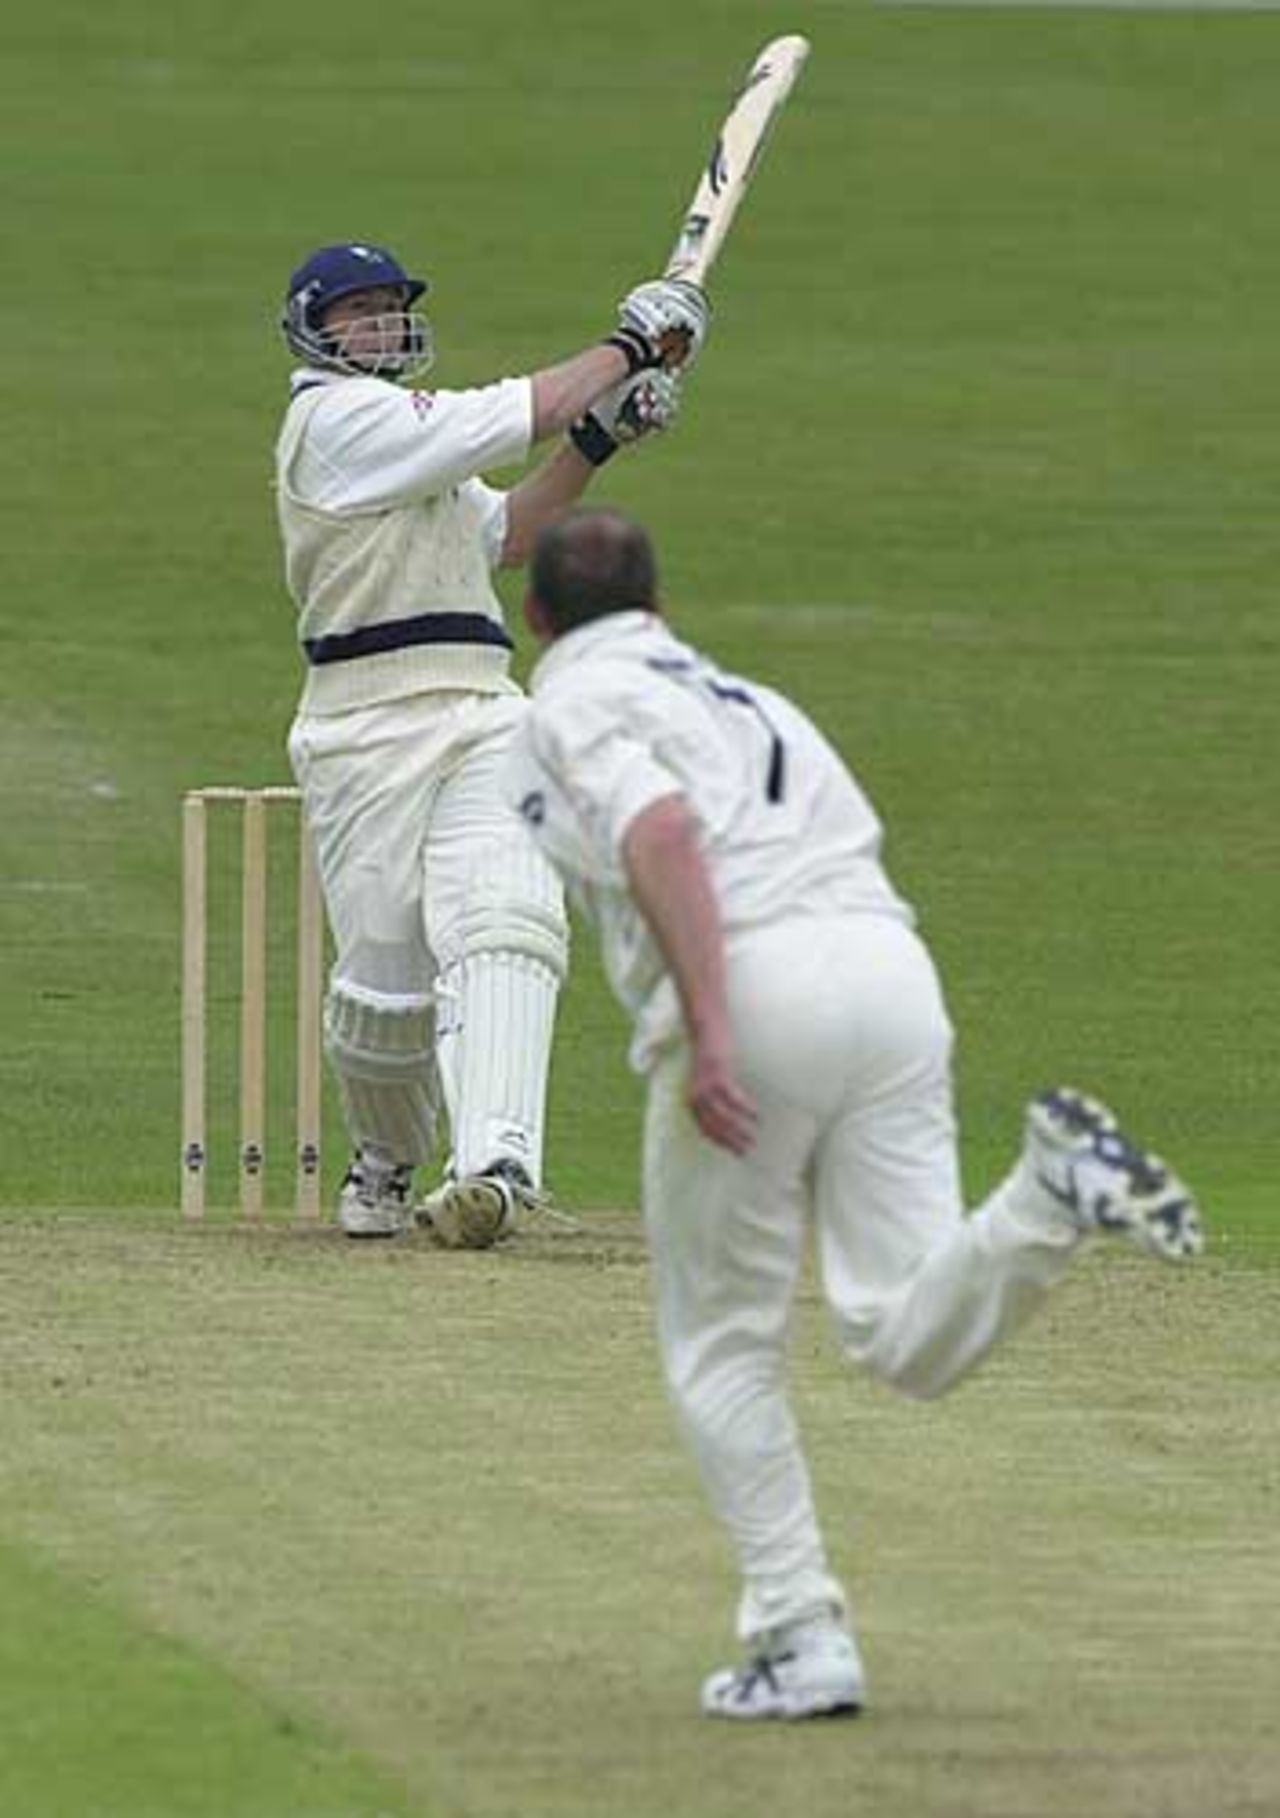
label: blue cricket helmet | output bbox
[281,241,432,376]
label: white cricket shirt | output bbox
[505,611,913,1070]
[276,367,534,713]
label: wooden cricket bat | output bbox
[664,35,812,289]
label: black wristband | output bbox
[603,327,656,375]
[569,413,618,467]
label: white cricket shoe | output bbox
[419,1162,576,1250]
[701,1619,866,1722]
[1024,1087,1204,1262]
[336,1156,415,1239]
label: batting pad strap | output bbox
[324,986,434,1076]
[324,986,440,1167]
[451,842,569,979]
[453,907,567,976]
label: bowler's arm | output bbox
[621,795,759,1155]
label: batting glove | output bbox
[607,277,710,373]
[569,369,683,466]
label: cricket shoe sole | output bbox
[1026,1087,1204,1263]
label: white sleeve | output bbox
[516,685,687,883]
[469,479,509,568]
[293,376,534,513]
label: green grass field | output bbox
[4,2,1277,1811]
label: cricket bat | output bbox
[664,34,812,289]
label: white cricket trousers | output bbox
[641,913,1081,1645]
[289,691,532,996]
[288,690,566,1180]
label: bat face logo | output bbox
[738,59,775,100]
[665,210,710,278]
[706,135,730,195]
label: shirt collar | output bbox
[289,366,347,397]
[530,610,661,693]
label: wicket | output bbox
[181,787,326,1219]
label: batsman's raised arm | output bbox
[481,272,707,563]
[502,368,683,565]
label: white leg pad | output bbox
[324,982,441,1168]
[434,839,568,1185]
[437,953,560,1183]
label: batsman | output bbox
[273,239,707,1242]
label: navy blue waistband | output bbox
[303,612,514,666]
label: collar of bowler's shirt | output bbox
[529,609,661,692]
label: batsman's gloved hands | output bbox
[607,277,709,374]
[569,369,683,467]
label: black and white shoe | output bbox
[336,1155,414,1239]
[1025,1088,1204,1262]
[701,1620,866,1722]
